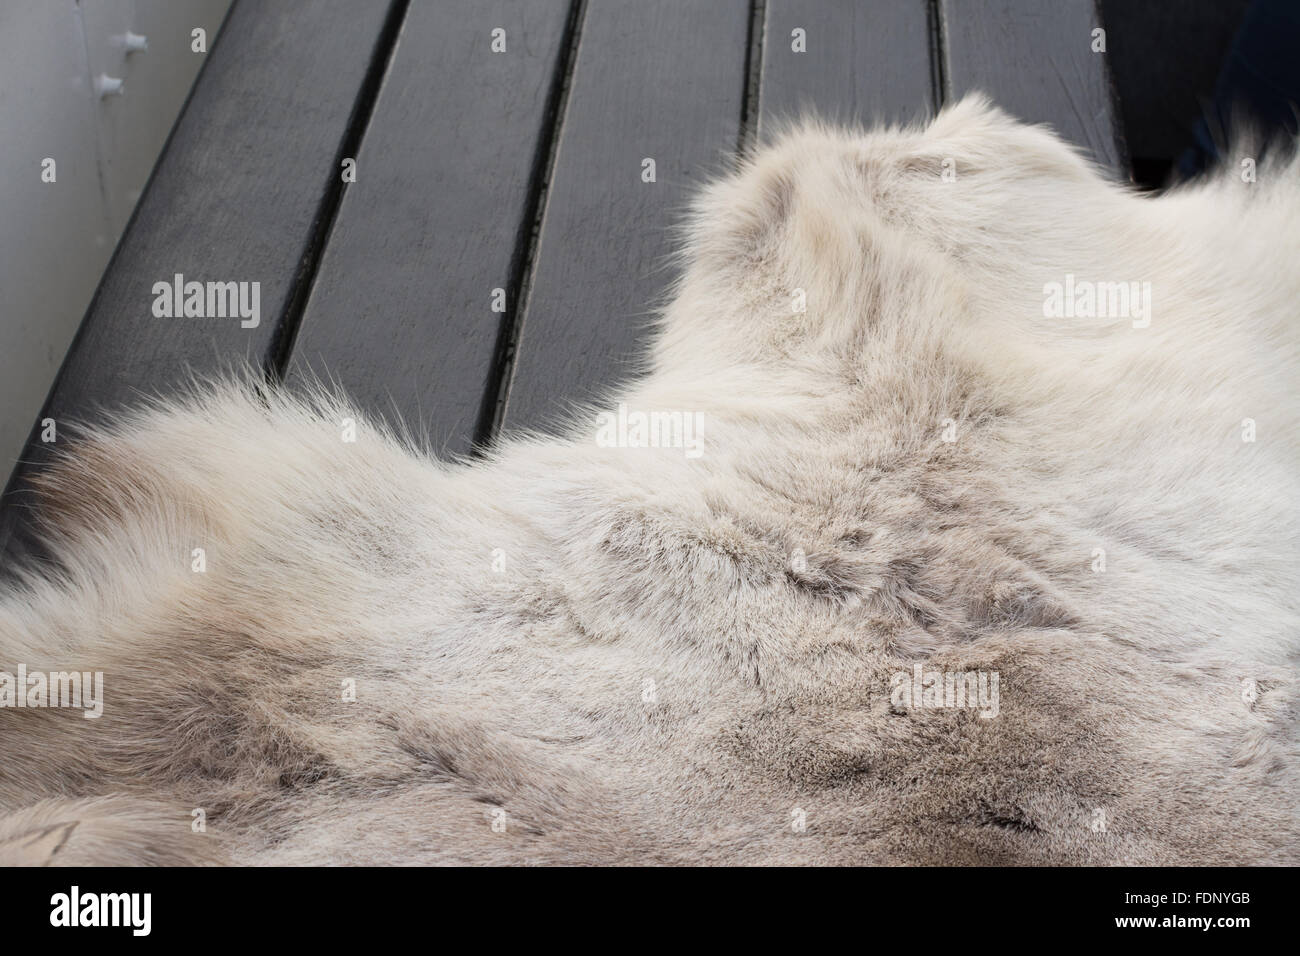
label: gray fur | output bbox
[1,97,1296,864]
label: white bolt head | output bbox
[95,74,125,98]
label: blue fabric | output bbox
[1178,0,1300,177]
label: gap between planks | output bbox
[266,0,412,383]
[474,0,588,452]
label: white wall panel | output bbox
[0,0,232,485]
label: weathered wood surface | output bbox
[759,0,936,132]
[940,0,1127,172]
[498,0,751,437]
[286,0,576,458]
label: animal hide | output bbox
[1,97,1296,865]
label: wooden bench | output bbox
[0,0,1126,565]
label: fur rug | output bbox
[1,96,1297,865]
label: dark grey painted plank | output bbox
[286,0,574,459]
[759,0,935,133]
[940,0,1127,172]
[0,0,399,563]
[500,0,750,436]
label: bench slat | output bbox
[499,0,751,437]
[759,0,936,133]
[286,0,575,459]
[940,0,1128,173]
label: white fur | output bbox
[1,96,1297,864]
